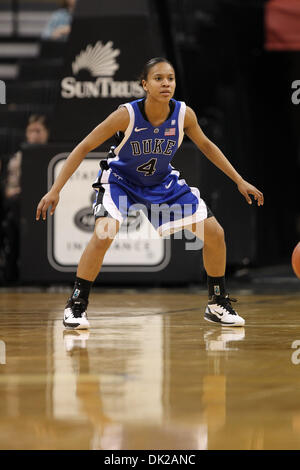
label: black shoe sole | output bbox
[63,320,90,330]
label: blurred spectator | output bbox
[5,115,49,198]
[0,115,50,283]
[41,0,77,41]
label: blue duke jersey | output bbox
[107,98,186,186]
[93,98,212,235]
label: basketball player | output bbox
[36,57,264,329]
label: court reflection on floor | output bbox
[50,310,248,449]
[1,292,300,449]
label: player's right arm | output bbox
[36,107,129,221]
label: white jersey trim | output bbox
[101,169,124,223]
[157,187,208,237]
[170,168,186,186]
[114,103,135,155]
[178,101,186,149]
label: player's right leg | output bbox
[63,217,120,329]
[188,217,245,327]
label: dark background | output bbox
[0,0,299,285]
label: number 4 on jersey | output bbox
[137,158,157,176]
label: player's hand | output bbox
[36,190,60,221]
[237,179,264,206]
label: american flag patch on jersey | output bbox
[165,127,176,136]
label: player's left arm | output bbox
[184,106,264,206]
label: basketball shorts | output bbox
[92,167,213,237]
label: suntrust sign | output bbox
[61,41,144,99]
[61,77,143,99]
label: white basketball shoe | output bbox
[63,297,90,329]
[204,327,245,351]
[204,294,245,326]
[63,330,90,352]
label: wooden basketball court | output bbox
[0,289,300,450]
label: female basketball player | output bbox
[36,57,264,329]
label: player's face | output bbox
[143,62,176,101]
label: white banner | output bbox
[47,154,170,272]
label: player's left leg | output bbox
[188,217,245,326]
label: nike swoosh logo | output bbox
[208,306,223,317]
[135,127,148,132]
[165,180,173,189]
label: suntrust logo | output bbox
[61,40,144,99]
[72,41,120,77]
